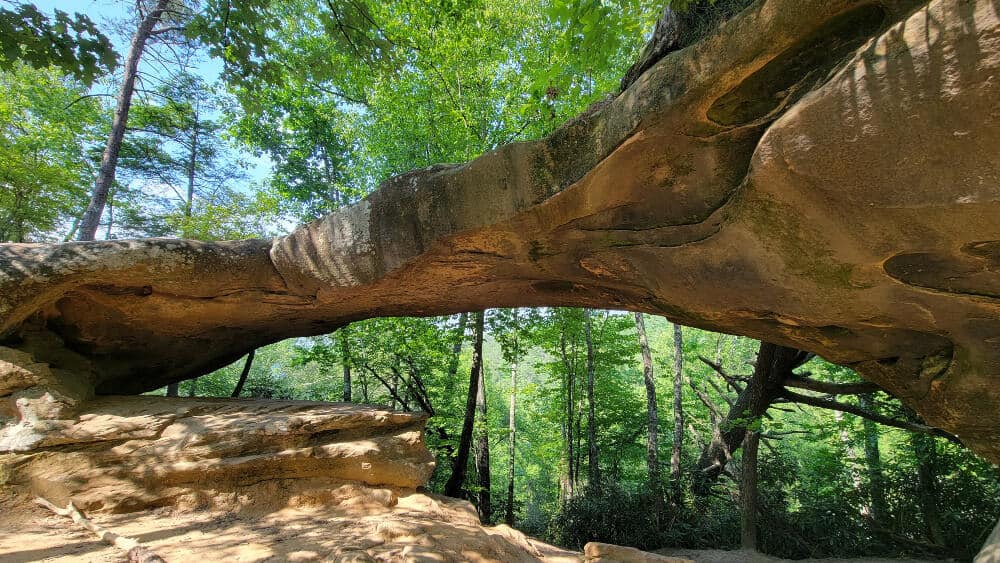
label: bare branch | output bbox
[698,355,746,393]
[149,25,186,36]
[64,93,115,109]
[704,375,735,408]
[783,376,881,395]
[35,497,165,561]
[781,389,962,444]
[689,380,723,420]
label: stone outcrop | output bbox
[585,542,693,562]
[0,392,435,513]
[1,0,999,463]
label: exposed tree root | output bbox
[34,496,166,562]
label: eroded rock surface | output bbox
[585,542,693,562]
[1,0,999,461]
[0,393,434,513]
[0,486,583,562]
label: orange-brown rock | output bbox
[0,393,435,513]
[585,542,693,562]
[1,0,999,464]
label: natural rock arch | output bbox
[2,0,1000,468]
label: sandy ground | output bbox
[0,488,579,562]
[0,488,947,563]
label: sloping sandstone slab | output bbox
[0,394,435,513]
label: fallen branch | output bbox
[35,497,166,562]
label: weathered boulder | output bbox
[585,542,693,562]
[0,390,435,513]
[1,0,999,462]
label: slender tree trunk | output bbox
[506,356,517,526]
[105,197,113,239]
[360,369,369,403]
[634,312,661,515]
[574,395,583,490]
[474,326,491,523]
[165,382,179,397]
[77,0,171,241]
[671,322,684,502]
[445,312,468,395]
[585,309,600,492]
[390,366,398,410]
[835,410,866,514]
[187,378,198,398]
[740,430,760,551]
[231,348,256,398]
[859,393,886,524]
[340,328,352,402]
[445,310,484,498]
[911,428,946,547]
[63,216,81,242]
[559,327,576,500]
[185,114,198,221]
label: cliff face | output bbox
[1,0,999,463]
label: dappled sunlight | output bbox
[0,485,579,562]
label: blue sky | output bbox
[33,0,272,184]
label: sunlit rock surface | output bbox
[0,393,435,513]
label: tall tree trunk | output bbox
[63,216,81,242]
[105,197,114,239]
[445,310,484,497]
[231,348,256,398]
[445,312,468,395]
[390,366,398,410]
[634,312,661,515]
[474,323,491,523]
[585,309,600,492]
[859,393,886,525]
[835,411,866,514]
[740,430,760,551]
[77,0,171,241]
[910,425,946,547]
[340,328,352,402]
[506,356,517,526]
[165,382,179,397]
[187,378,198,398]
[574,395,583,490]
[671,323,684,502]
[559,327,576,500]
[185,113,198,221]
